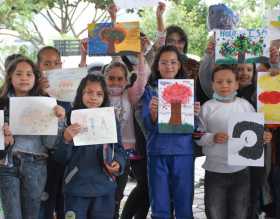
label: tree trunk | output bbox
[107,40,115,54]
[169,102,182,125]
[238,52,246,63]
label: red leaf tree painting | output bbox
[162,82,192,125]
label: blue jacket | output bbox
[141,85,193,156]
[54,138,126,197]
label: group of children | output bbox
[0,2,280,219]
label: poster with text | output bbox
[46,67,87,102]
[114,0,164,9]
[257,71,280,124]
[158,79,194,133]
[215,29,269,64]
[71,107,118,146]
[10,97,58,135]
[88,21,140,56]
[228,113,264,167]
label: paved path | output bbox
[121,157,207,219]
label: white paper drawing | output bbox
[46,67,87,102]
[71,107,118,146]
[0,111,4,150]
[265,9,280,42]
[228,113,264,167]
[10,97,58,135]
[114,0,165,9]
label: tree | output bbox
[162,82,192,125]
[219,34,264,63]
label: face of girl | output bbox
[11,61,35,96]
[237,64,254,88]
[82,82,104,108]
[38,49,62,71]
[212,69,239,97]
[105,66,127,88]
[158,51,181,79]
[166,32,185,54]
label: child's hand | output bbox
[3,123,14,147]
[270,46,280,64]
[105,161,120,175]
[53,105,65,120]
[156,2,166,18]
[263,131,272,144]
[194,101,201,116]
[79,38,88,67]
[140,35,150,54]
[149,96,158,122]
[214,132,228,144]
[269,68,280,76]
[206,39,215,57]
[63,123,81,143]
[39,76,50,94]
[108,3,117,22]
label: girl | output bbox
[0,56,65,219]
[140,45,199,219]
[196,64,271,219]
[54,74,126,219]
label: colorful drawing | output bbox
[10,97,58,135]
[257,72,280,124]
[266,9,280,42]
[71,107,118,146]
[158,79,194,133]
[114,0,163,9]
[88,22,140,56]
[228,113,264,167]
[215,29,269,64]
[46,67,87,102]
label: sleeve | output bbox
[195,104,216,147]
[198,53,215,98]
[128,57,150,105]
[141,88,156,132]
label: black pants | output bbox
[121,159,149,219]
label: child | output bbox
[140,45,199,219]
[37,46,71,219]
[196,64,271,219]
[0,56,65,219]
[54,74,126,219]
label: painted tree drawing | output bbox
[158,79,194,134]
[88,21,140,56]
[100,26,126,53]
[215,29,269,64]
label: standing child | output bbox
[140,45,199,219]
[196,64,271,219]
[54,74,126,219]
[0,56,65,219]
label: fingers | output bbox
[64,123,81,142]
[214,133,228,144]
[53,105,65,120]
[105,161,120,174]
[194,101,201,116]
[263,131,272,144]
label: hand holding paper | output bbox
[3,123,13,147]
[53,105,66,121]
[64,123,81,143]
[214,132,228,144]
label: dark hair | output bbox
[1,56,42,97]
[102,61,129,80]
[72,74,109,110]
[166,25,188,54]
[148,45,186,86]
[4,54,23,70]
[212,64,238,81]
[37,46,61,64]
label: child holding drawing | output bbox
[196,64,272,219]
[37,46,71,219]
[0,56,65,219]
[53,74,126,219]
[139,45,200,219]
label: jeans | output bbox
[121,159,149,219]
[0,153,47,219]
[64,193,115,219]
[148,155,194,219]
[205,168,250,219]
